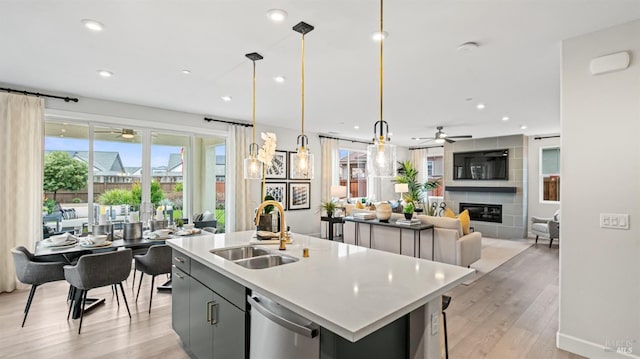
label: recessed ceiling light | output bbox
[273,76,286,83]
[476,103,486,110]
[81,19,105,32]
[371,31,388,41]
[221,96,232,102]
[502,116,510,121]
[457,41,479,52]
[97,70,113,78]
[266,9,287,23]
[354,125,360,129]
[181,69,191,75]
[520,125,527,130]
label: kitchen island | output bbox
[167,231,474,359]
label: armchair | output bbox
[531,210,560,247]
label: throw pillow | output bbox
[458,209,471,235]
[356,201,365,209]
[369,203,376,210]
[443,208,456,218]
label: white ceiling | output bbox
[2,0,640,144]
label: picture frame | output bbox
[288,151,312,180]
[266,150,288,179]
[288,182,311,210]
[264,182,287,210]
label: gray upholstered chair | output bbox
[11,246,66,327]
[531,210,560,247]
[64,249,132,333]
[134,244,172,313]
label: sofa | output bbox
[343,210,482,267]
[43,204,129,230]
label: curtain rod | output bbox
[204,117,252,127]
[1,87,79,102]
[408,145,444,150]
[534,135,560,140]
[318,134,373,145]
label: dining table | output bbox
[34,234,170,319]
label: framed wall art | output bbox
[264,182,287,209]
[288,182,311,210]
[265,150,288,179]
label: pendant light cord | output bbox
[252,60,257,146]
[379,0,384,127]
[301,33,306,139]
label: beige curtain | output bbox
[320,137,339,202]
[410,148,429,183]
[0,93,44,293]
[228,125,257,232]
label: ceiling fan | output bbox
[94,128,137,139]
[412,126,472,144]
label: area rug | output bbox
[462,237,532,285]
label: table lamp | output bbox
[394,183,408,201]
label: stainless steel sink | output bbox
[210,246,298,269]
[234,254,298,269]
[210,246,271,260]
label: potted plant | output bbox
[403,202,415,220]
[395,161,442,216]
[317,200,338,218]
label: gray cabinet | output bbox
[172,249,246,359]
[172,265,190,346]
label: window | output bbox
[43,120,226,231]
[425,155,443,197]
[339,149,367,199]
[541,147,560,202]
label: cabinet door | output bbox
[212,292,245,359]
[190,279,213,359]
[172,266,190,346]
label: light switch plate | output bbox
[600,213,630,229]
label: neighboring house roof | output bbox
[124,166,141,176]
[167,153,182,172]
[46,150,127,176]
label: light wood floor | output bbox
[446,242,584,359]
[0,243,583,359]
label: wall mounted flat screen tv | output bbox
[453,149,509,180]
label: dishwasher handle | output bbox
[248,295,319,338]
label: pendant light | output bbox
[291,21,315,179]
[243,52,264,179]
[366,0,396,177]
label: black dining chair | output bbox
[64,249,132,334]
[134,244,172,313]
[11,246,67,327]
[442,295,452,359]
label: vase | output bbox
[327,211,333,218]
[404,212,413,220]
[257,213,273,232]
[376,202,392,222]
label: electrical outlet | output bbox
[430,312,439,336]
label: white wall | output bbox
[559,20,640,358]
[527,135,561,224]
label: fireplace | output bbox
[459,203,503,223]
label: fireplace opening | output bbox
[460,203,502,223]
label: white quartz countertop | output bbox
[167,231,474,342]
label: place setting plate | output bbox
[42,234,79,248]
[79,240,113,248]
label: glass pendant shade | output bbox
[243,156,263,179]
[366,141,396,177]
[292,148,314,179]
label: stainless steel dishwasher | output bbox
[248,293,320,359]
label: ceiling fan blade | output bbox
[444,138,456,143]
[448,135,472,139]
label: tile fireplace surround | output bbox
[444,135,528,239]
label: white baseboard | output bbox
[557,332,639,358]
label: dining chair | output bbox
[11,246,67,327]
[134,244,172,313]
[64,249,132,334]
